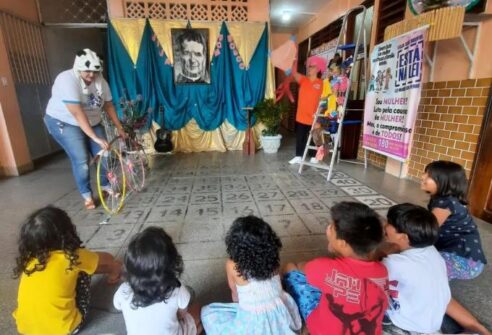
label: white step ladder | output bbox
[298,5,369,181]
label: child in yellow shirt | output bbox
[12,206,122,335]
[321,77,337,114]
[315,78,338,137]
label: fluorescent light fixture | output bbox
[281,11,291,22]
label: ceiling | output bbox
[269,0,332,31]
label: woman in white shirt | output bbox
[44,49,125,209]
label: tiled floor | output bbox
[1,137,491,334]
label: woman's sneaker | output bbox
[289,156,302,164]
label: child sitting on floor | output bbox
[382,203,450,334]
[114,227,202,335]
[12,206,121,335]
[381,203,490,335]
[421,160,487,279]
[201,216,302,335]
[283,202,388,335]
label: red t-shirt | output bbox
[296,76,323,125]
[305,257,389,335]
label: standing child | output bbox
[283,202,388,335]
[422,160,487,279]
[382,203,490,335]
[12,206,122,335]
[201,216,302,335]
[114,227,202,335]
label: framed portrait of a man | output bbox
[171,28,210,84]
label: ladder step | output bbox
[337,43,365,51]
[305,146,335,151]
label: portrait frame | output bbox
[171,28,210,85]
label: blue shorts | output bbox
[282,270,321,321]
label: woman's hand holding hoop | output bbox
[117,127,128,140]
[94,137,110,150]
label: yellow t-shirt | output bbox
[321,79,337,115]
[13,248,99,335]
[321,78,332,98]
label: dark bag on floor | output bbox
[154,128,173,153]
[154,105,173,153]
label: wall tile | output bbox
[466,88,482,97]
[476,78,492,87]
[446,81,460,88]
[460,79,477,88]
[457,97,472,105]
[452,88,466,96]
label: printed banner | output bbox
[363,27,427,161]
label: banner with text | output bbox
[363,27,426,161]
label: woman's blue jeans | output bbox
[44,114,108,199]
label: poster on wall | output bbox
[362,26,427,161]
[171,28,210,84]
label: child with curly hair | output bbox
[283,202,388,335]
[12,206,121,335]
[422,160,487,279]
[114,227,202,335]
[201,216,302,334]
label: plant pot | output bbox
[260,134,282,153]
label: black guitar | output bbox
[154,105,173,153]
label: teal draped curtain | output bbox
[224,23,268,130]
[107,20,269,131]
[107,22,155,124]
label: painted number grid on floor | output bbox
[61,155,397,251]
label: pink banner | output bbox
[363,27,427,161]
[363,134,409,158]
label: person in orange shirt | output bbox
[289,56,326,165]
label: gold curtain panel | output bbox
[111,18,147,65]
[170,119,264,153]
[226,22,266,67]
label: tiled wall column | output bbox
[407,78,490,180]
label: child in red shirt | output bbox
[283,202,388,335]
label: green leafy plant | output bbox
[253,98,289,136]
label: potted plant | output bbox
[253,98,289,153]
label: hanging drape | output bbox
[107,19,274,152]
